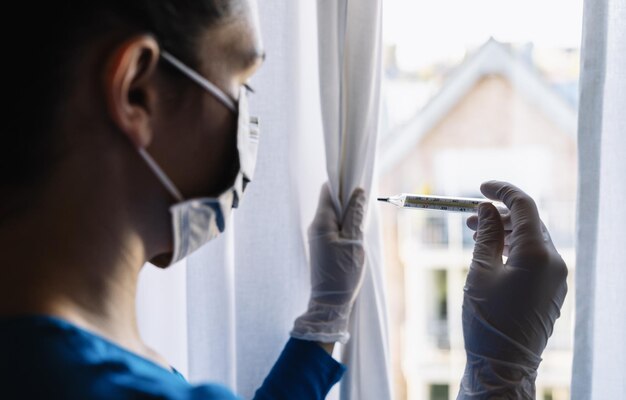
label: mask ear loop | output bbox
[153,51,243,204]
[160,51,237,113]
[137,148,185,202]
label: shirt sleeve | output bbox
[253,338,346,400]
[96,340,343,400]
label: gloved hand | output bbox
[290,183,367,344]
[458,181,568,399]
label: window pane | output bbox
[379,1,581,399]
[429,384,449,400]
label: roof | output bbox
[378,38,578,175]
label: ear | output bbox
[103,35,160,149]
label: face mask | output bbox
[138,51,260,266]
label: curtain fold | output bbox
[317,1,392,399]
[136,261,189,377]
[572,0,626,398]
[185,2,318,398]
[186,229,237,388]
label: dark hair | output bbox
[2,1,241,196]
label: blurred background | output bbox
[376,1,582,399]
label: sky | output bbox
[384,0,584,70]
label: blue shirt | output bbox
[0,315,345,399]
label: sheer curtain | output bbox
[184,2,312,396]
[136,260,189,376]
[572,0,626,398]
[316,1,392,399]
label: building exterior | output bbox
[378,39,577,400]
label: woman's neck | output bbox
[0,156,172,369]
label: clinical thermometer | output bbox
[377,194,506,213]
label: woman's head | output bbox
[2,0,264,262]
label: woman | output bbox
[1,1,366,398]
[0,1,568,399]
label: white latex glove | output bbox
[290,183,367,344]
[458,181,568,399]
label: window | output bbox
[420,215,449,247]
[427,270,449,350]
[429,384,449,400]
[542,387,570,400]
[379,0,581,398]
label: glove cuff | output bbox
[458,351,538,399]
[459,309,542,399]
[290,300,354,344]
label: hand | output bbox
[290,183,367,344]
[458,181,568,399]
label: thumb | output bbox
[309,183,339,236]
[472,203,505,268]
[341,188,367,240]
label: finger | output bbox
[472,202,505,268]
[467,212,511,231]
[504,231,512,253]
[500,213,512,231]
[309,182,339,234]
[480,180,543,238]
[540,221,559,253]
[504,231,512,244]
[474,228,510,241]
[341,187,367,239]
[466,214,478,230]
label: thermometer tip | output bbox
[377,197,389,202]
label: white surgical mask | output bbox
[138,51,260,266]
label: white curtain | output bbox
[572,0,626,398]
[136,261,189,376]
[316,1,392,399]
[136,2,391,400]
[184,2,312,396]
